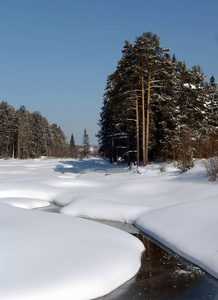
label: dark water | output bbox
[35,202,64,213]
[37,204,218,300]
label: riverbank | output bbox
[38,205,218,300]
[56,158,218,280]
[0,157,217,299]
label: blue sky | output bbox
[0,0,217,145]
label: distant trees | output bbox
[97,31,218,169]
[50,124,69,158]
[0,101,16,158]
[69,133,78,158]
[82,129,90,158]
[17,105,34,158]
[0,102,69,159]
[0,101,98,161]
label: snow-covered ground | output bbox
[0,157,217,299]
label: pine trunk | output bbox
[145,71,151,166]
[17,121,21,159]
[142,73,146,167]
[136,97,140,166]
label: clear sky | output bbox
[0,0,217,145]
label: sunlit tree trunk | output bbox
[136,96,140,166]
[17,119,21,159]
[145,71,151,166]
[142,73,146,166]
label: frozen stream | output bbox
[37,203,218,300]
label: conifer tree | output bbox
[17,106,34,158]
[31,111,50,157]
[69,133,77,158]
[98,31,217,168]
[207,76,218,131]
[204,75,218,157]
[0,101,70,159]
[50,124,69,158]
[83,129,90,158]
[97,82,115,162]
[152,53,178,161]
[0,101,16,158]
[133,32,169,166]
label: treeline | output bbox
[0,102,69,159]
[0,102,95,160]
[97,32,218,170]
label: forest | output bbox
[0,102,92,159]
[97,32,218,170]
[0,102,70,159]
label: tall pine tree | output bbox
[98,31,218,168]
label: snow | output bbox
[0,158,144,300]
[0,157,218,299]
[0,203,143,300]
[183,83,197,90]
[135,198,218,278]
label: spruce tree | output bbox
[83,129,90,158]
[207,76,218,130]
[0,101,16,158]
[69,133,77,158]
[152,53,178,161]
[204,75,218,157]
[97,82,115,163]
[0,101,70,159]
[50,124,69,158]
[17,106,34,158]
[31,111,50,157]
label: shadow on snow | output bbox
[54,158,124,175]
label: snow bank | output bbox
[0,158,145,299]
[60,196,150,223]
[58,159,218,281]
[135,198,218,278]
[0,157,218,299]
[0,202,144,300]
[0,197,50,209]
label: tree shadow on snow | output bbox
[54,158,122,175]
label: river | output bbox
[37,203,218,300]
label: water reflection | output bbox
[36,205,218,299]
[96,231,218,300]
[129,234,202,299]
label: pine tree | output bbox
[0,101,70,159]
[98,31,216,167]
[83,129,90,158]
[207,76,218,130]
[152,53,178,161]
[97,71,131,163]
[50,124,69,158]
[203,75,218,157]
[97,82,115,162]
[98,32,169,165]
[31,111,50,157]
[119,41,141,165]
[69,133,77,158]
[133,32,169,166]
[0,101,16,158]
[16,106,34,158]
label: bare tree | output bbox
[203,157,218,181]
